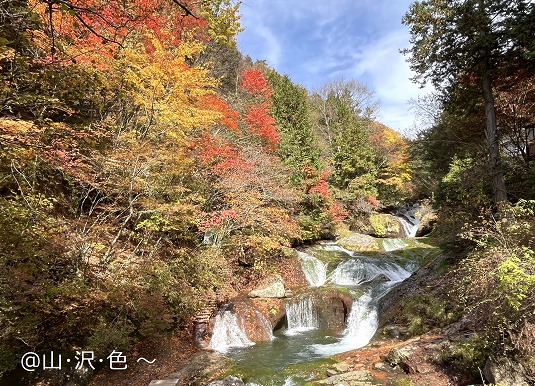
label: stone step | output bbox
[193,299,219,323]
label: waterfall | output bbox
[317,241,354,256]
[328,258,413,286]
[329,259,371,286]
[282,377,297,386]
[297,251,327,287]
[285,296,319,335]
[398,216,419,238]
[209,311,254,353]
[339,292,378,347]
[312,292,378,355]
[395,204,421,238]
[380,238,409,252]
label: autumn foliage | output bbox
[0,1,413,381]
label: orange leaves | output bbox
[240,68,273,98]
[200,94,240,132]
[28,0,209,63]
[244,102,280,150]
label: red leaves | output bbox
[239,68,280,151]
[240,68,273,98]
[194,133,252,174]
[198,209,238,232]
[308,175,331,200]
[244,103,280,150]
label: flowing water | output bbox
[296,251,327,287]
[208,310,255,353]
[208,234,423,385]
[285,296,319,335]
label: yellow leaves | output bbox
[111,34,222,143]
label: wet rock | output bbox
[372,361,386,371]
[204,376,245,386]
[302,290,352,332]
[173,351,232,386]
[326,369,338,377]
[225,297,274,342]
[332,362,351,372]
[381,325,401,339]
[248,274,286,298]
[415,211,437,237]
[483,356,530,386]
[336,232,379,252]
[369,214,403,238]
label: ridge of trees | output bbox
[0,0,413,380]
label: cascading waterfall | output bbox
[313,292,378,355]
[398,216,419,238]
[285,296,319,335]
[380,238,409,252]
[328,258,414,286]
[297,251,327,287]
[395,204,421,238]
[209,311,254,353]
[218,225,423,385]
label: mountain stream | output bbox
[207,223,424,385]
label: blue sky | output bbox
[236,0,432,136]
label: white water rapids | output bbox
[208,311,254,353]
[207,231,421,385]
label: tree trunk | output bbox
[481,73,508,203]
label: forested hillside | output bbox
[1,0,534,385]
[0,1,412,382]
[402,0,535,382]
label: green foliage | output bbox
[399,294,459,336]
[433,335,490,373]
[436,156,492,207]
[452,200,535,376]
[496,248,535,310]
[267,70,320,183]
[369,214,401,237]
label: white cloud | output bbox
[237,0,433,134]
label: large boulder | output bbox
[248,274,286,298]
[483,356,530,386]
[316,370,373,384]
[208,297,274,343]
[336,232,379,252]
[369,214,403,238]
[314,290,353,332]
[415,211,437,237]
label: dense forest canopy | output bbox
[0,0,412,378]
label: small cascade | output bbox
[209,310,254,353]
[282,377,297,386]
[313,292,378,355]
[395,204,421,238]
[328,258,415,286]
[398,216,419,238]
[297,251,327,287]
[339,292,378,346]
[285,296,319,335]
[316,241,354,256]
[380,238,409,252]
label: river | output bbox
[205,228,428,386]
